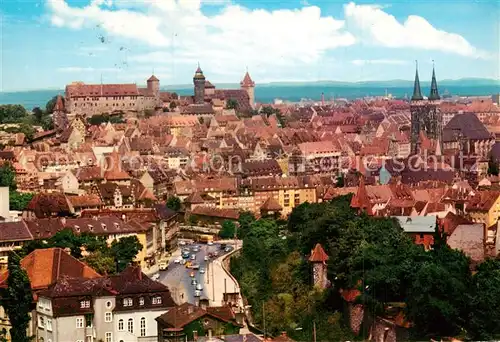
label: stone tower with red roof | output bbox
[240,71,255,109]
[309,243,329,289]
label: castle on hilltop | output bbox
[63,68,256,116]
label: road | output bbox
[159,242,235,305]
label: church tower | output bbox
[240,70,255,109]
[193,64,206,105]
[410,61,442,155]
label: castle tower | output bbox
[147,74,160,107]
[240,70,255,109]
[193,64,206,105]
[410,61,442,155]
[309,243,329,289]
[52,95,69,132]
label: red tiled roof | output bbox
[66,83,139,97]
[103,151,131,180]
[0,248,101,290]
[309,243,328,263]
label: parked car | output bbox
[196,283,203,291]
[220,243,227,250]
[204,256,209,261]
[199,267,205,274]
[224,247,233,253]
[190,254,196,260]
[207,241,214,246]
[174,257,182,264]
[179,240,186,246]
[191,279,197,286]
[152,273,160,281]
[159,259,169,271]
[182,252,190,259]
[191,263,200,270]
[194,290,201,297]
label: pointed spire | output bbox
[429,61,440,101]
[411,60,423,101]
[240,70,255,87]
[350,175,373,215]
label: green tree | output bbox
[45,96,58,114]
[169,101,177,110]
[488,154,499,176]
[110,236,143,272]
[83,250,116,275]
[9,192,33,211]
[0,252,33,342]
[32,107,44,124]
[467,258,500,340]
[0,163,16,190]
[0,105,28,124]
[166,196,181,212]
[226,99,238,110]
[237,211,255,239]
[17,123,35,141]
[219,220,236,239]
[187,214,199,226]
[41,115,54,130]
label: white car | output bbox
[196,283,203,291]
[207,241,214,246]
[194,290,201,297]
[190,254,196,260]
[199,268,205,274]
[174,257,182,264]
[151,273,160,281]
[179,240,186,246]
[204,256,209,261]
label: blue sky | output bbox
[1,0,498,91]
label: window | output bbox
[85,314,93,328]
[80,300,90,309]
[123,298,133,307]
[140,317,146,337]
[38,316,45,329]
[105,312,112,322]
[46,318,52,331]
[106,301,112,308]
[105,332,112,342]
[139,297,144,306]
[76,317,84,328]
[118,319,124,331]
[127,318,134,333]
[85,336,93,342]
[152,296,162,305]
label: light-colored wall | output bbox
[94,296,116,342]
[114,308,169,342]
[0,187,9,221]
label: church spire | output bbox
[411,60,423,101]
[429,61,440,101]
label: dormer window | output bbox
[88,224,93,232]
[80,300,90,309]
[139,297,144,306]
[102,223,107,231]
[152,296,162,305]
[75,225,80,233]
[123,298,133,307]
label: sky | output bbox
[0,0,499,91]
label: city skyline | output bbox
[1,0,499,91]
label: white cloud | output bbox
[351,59,409,66]
[46,0,355,80]
[344,2,488,59]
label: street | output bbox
[158,241,236,305]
